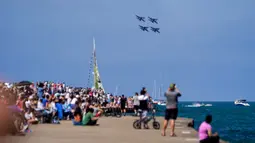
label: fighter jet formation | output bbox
[136,15,145,22]
[148,17,158,24]
[150,27,160,33]
[139,25,149,32]
[135,15,160,33]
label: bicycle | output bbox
[133,109,160,130]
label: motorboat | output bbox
[157,101,166,106]
[185,102,204,107]
[204,104,212,107]
[152,99,166,106]
[185,102,212,107]
[234,99,250,106]
[152,99,159,104]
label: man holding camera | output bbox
[162,83,181,137]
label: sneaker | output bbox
[16,132,26,136]
[25,129,32,133]
[22,124,29,132]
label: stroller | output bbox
[133,109,160,130]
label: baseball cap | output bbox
[169,83,175,88]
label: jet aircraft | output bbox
[150,27,160,33]
[148,17,158,24]
[136,15,145,22]
[139,25,149,32]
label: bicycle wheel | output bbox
[133,120,141,129]
[116,113,122,118]
[152,121,160,130]
[104,112,110,117]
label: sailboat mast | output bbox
[93,38,96,89]
[92,37,105,92]
[87,48,94,88]
[154,80,157,99]
[160,84,163,98]
[158,86,160,99]
[114,85,118,95]
[152,80,155,98]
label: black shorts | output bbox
[165,108,178,120]
[121,104,126,110]
[200,136,220,143]
[133,105,139,110]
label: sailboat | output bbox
[151,80,166,106]
[89,38,105,93]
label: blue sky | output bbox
[0,0,255,101]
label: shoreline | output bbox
[101,107,228,143]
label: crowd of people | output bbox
[0,81,155,135]
[0,81,220,143]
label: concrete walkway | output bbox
[0,116,227,143]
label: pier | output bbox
[0,117,227,143]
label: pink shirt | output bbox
[198,121,212,140]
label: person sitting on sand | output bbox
[82,108,99,126]
[72,101,82,125]
[90,104,103,117]
[198,115,220,143]
[25,108,38,124]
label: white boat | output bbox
[157,101,166,106]
[234,99,250,106]
[152,99,166,106]
[185,102,204,107]
[185,102,212,107]
[152,99,159,104]
[204,104,212,107]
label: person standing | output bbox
[120,94,127,116]
[37,82,44,99]
[162,83,181,136]
[133,92,140,116]
[138,87,150,129]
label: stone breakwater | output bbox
[0,116,228,143]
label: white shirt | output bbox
[37,101,44,110]
[25,112,33,120]
[133,96,140,105]
[58,86,62,91]
[81,103,86,110]
[50,102,57,112]
[71,98,77,104]
[67,98,71,104]
[117,98,121,104]
[138,95,148,100]
[25,100,31,109]
[65,93,70,99]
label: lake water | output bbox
[155,102,255,143]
